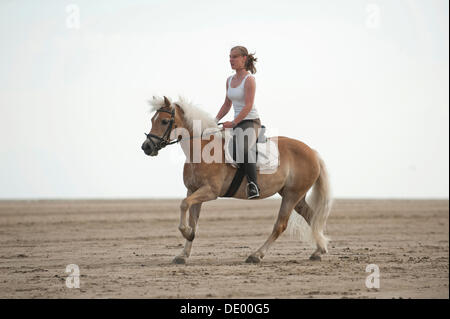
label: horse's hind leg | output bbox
[246,193,300,263]
[173,203,202,264]
[294,197,313,225]
[294,198,326,261]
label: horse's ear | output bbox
[163,96,171,108]
[174,103,184,115]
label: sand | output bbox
[0,198,448,299]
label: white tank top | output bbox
[227,74,260,121]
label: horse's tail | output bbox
[308,152,333,252]
[287,152,332,250]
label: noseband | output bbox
[145,108,179,151]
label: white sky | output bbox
[0,0,448,199]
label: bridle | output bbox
[144,108,179,152]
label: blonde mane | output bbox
[148,96,219,132]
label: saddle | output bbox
[222,125,280,197]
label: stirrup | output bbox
[247,181,260,199]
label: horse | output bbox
[141,96,332,264]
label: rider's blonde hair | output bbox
[231,46,258,74]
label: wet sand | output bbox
[0,199,448,298]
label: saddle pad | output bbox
[223,130,280,174]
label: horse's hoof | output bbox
[172,256,186,264]
[309,255,322,261]
[245,255,261,264]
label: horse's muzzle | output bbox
[141,141,158,156]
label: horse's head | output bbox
[141,96,184,156]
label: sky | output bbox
[0,0,448,199]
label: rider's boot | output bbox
[245,162,260,199]
[247,181,260,199]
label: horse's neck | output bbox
[178,130,225,163]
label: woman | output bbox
[215,46,262,199]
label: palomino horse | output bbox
[141,96,332,264]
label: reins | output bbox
[145,108,224,151]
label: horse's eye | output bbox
[161,119,169,125]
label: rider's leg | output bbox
[234,119,261,199]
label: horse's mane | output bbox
[148,95,170,112]
[148,96,219,132]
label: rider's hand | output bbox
[222,121,235,129]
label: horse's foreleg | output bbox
[178,186,216,241]
[173,203,202,264]
[246,194,300,263]
[173,186,216,264]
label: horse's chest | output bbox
[183,163,202,188]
